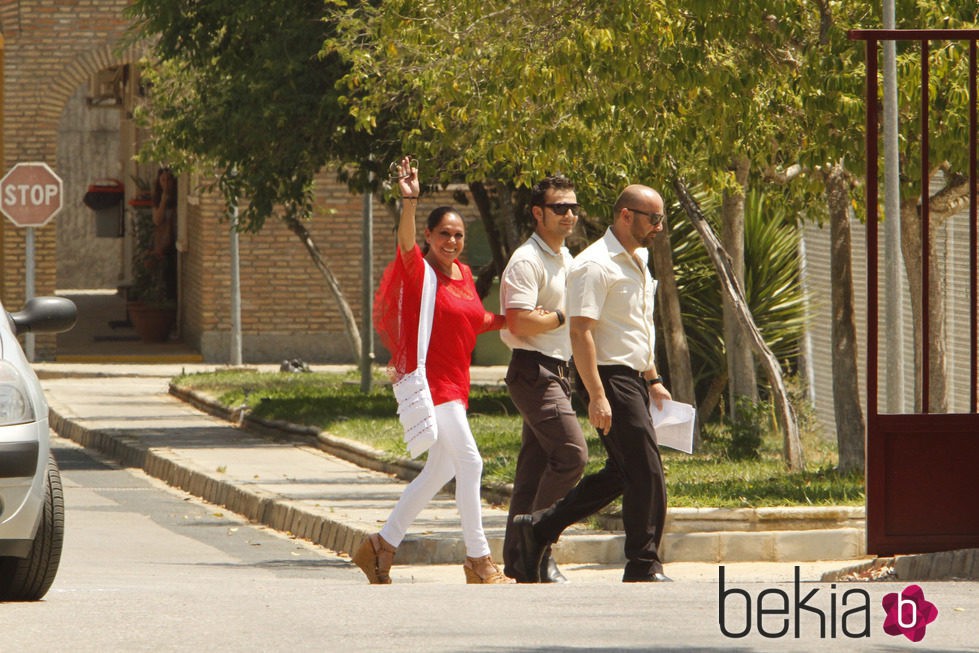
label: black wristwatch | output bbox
[554,309,566,326]
[647,375,664,386]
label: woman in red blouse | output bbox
[353,157,509,584]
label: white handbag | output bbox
[392,260,439,457]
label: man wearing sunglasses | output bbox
[499,175,588,583]
[514,184,673,583]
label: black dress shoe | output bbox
[622,572,673,583]
[514,514,545,583]
[502,565,526,583]
[540,555,568,583]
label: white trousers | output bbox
[380,400,490,558]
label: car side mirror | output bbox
[9,296,78,335]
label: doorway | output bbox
[53,66,194,362]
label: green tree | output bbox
[332,0,703,408]
[331,1,680,238]
[652,2,821,469]
[125,0,405,363]
[333,1,816,423]
[753,0,876,474]
[128,0,377,229]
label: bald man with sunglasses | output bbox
[514,184,673,583]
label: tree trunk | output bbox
[698,371,728,424]
[721,155,757,419]
[650,217,698,442]
[672,169,804,470]
[469,180,520,298]
[899,171,964,413]
[824,164,865,474]
[283,214,362,365]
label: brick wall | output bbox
[1,0,140,357]
[2,1,484,363]
[184,175,468,362]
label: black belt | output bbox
[513,349,570,377]
[597,364,643,379]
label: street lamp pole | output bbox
[360,177,374,392]
[229,196,242,366]
[882,0,905,412]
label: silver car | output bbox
[0,296,76,601]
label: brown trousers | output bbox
[502,349,587,579]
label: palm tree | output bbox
[671,188,807,427]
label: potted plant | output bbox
[128,203,176,342]
[128,174,153,208]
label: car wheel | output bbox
[0,454,65,601]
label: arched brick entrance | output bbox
[2,2,148,358]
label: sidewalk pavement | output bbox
[36,361,975,583]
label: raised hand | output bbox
[391,156,419,199]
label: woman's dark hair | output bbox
[153,167,177,209]
[422,206,463,253]
[426,206,460,230]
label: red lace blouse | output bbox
[374,245,503,407]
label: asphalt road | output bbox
[1,435,975,652]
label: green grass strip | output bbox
[174,369,863,508]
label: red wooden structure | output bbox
[850,29,979,555]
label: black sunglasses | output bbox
[627,208,664,226]
[542,202,581,217]
[388,157,419,181]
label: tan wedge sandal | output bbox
[352,533,396,584]
[463,555,513,584]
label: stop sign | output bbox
[0,162,64,227]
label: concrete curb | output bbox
[891,548,979,581]
[166,384,869,564]
[820,548,979,582]
[47,406,372,562]
[170,384,515,503]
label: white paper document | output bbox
[649,399,696,454]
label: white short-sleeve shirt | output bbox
[499,232,573,361]
[567,228,657,372]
